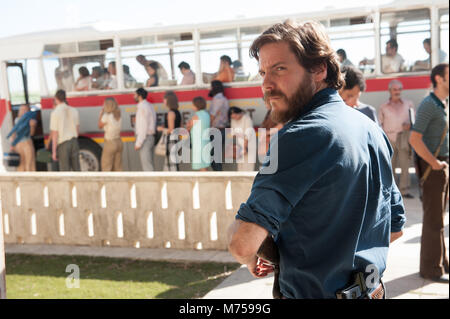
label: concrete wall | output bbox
[0,172,255,252]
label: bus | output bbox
[0,0,448,171]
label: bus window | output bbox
[328,16,375,76]
[120,33,193,88]
[380,9,431,73]
[6,63,26,106]
[43,39,115,94]
[199,28,238,83]
[239,25,269,81]
[439,8,449,64]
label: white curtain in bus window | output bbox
[380,9,431,73]
[42,39,115,94]
[327,16,375,76]
[440,8,449,64]
[199,28,238,84]
[120,33,194,88]
[239,25,270,82]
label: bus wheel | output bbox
[78,138,102,171]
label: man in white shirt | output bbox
[381,39,405,73]
[106,61,118,90]
[49,89,80,171]
[134,88,156,171]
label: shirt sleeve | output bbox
[49,111,57,132]
[236,124,338,237]
[412,102,432,134]
[390,182,406,233]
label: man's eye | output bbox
[276,67,285,71]
[259,71,265,77]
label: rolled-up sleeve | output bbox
[390,182,406,233]
[236,124,337,237]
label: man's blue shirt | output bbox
[236,88,406,298]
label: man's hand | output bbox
[135,145,141,151]
[402,123,411,131]
[431,160,448,171]
[390,231,403,243]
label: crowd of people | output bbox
[337,37,448,74]
[55,53,250,93]
[6,19,449,296]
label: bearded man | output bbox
[227,21,406,299]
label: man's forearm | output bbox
[409,134,437,166]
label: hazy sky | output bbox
[0,0,392,39]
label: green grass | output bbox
[5,254,239,299]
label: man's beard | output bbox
[264,74,315,124]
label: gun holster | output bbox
[336,272,368,299]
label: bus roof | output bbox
[0,0,447,61]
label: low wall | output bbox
[0,172,256,252]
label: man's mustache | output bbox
[263,90,287,102]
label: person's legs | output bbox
[397,144,411,195]
[139,135,155,171]
[14,141,26,172]
[69,138,81,171]
[419,159,448,278]
[57,141,70,171]
[113,139,123,171]
[101,140,114,171]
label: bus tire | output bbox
[78,138,102,171]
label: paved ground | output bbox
[5,175,449,299]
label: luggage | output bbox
[3,152,20,167]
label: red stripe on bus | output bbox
[0,99,10,127]
[43,131,136,140]
[40,75,430,109]
[365,75,431,92]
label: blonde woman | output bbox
[98,97,123,171]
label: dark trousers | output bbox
[418,157,449,278]
[210,128,225,171]
[57,138,81,171]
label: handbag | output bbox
[3,152,20,167]
[154,130,168,156]
[36,148,52,163]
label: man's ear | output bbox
[311,63,327,83]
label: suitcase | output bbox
[3,152,20,167]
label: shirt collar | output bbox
[430,92,446,109]
[297,87,341,119]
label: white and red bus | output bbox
[0,0,448,171]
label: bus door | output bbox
[6,62,46,170]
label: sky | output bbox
[0,0,393,39]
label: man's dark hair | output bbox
[135,88,148,99]
[431,63,449,88]
[423,38,431,46]
[250,21,344,90]
[220,55,232,65]
[341,65,366,92]
[209,80,224,97]
[386,39,398,50]
[78,66,90,77]
[55,89,67,103]
[178,61,190,70]
[192,96,207,110]
[336,49,347,60]
[228,106,244,119]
